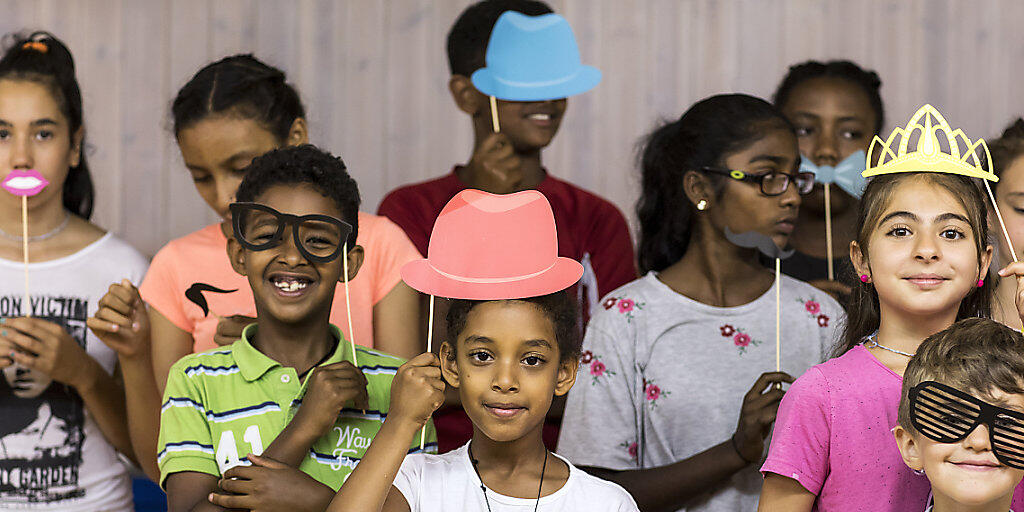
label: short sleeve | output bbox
[583,204,636,298]
[140,244,191,332]
[392,453,425,510]
[360,215,422,304]
[157,359,217,488]
[760,366,832,495]
[377,190,430,257]
[558,313,640,470]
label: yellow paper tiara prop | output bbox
[863,104,1017,264]
[863,104,997,182]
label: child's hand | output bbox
[468,132,522,194]
[388,352,445,430]
[733,371,794,464]
[214,314,256,346]
[1,317,97,390]
[209,453,334,511]
[87,279,150,360]
[294,361,369,437]
[998,262,1024,323]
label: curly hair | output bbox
[235,144,360,247]
[446,291,580,362]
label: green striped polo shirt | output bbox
[157,323,437,489]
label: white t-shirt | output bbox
[393,443,639,512]
[0,233,148,511]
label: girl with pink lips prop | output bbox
[1,169,49,316]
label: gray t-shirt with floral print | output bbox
[557,272,842,512]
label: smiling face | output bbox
[440,300,577,443]
[896,388,1024,508]
[450,75,568,152]
[227,183,360,326]
[0,79,81,209]
[781,76,877,215]
[702,126,802,250]
[852,177,992,319]
[176,116,291,221]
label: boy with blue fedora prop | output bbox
[377,0,637,454]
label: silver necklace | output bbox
[0,211,70,242]
[863,334,915,357]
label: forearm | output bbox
[263,417,322,468]
[119,352,162,480]
[328,418,419,512]
[75,358,134,462]
[582,440,749,512]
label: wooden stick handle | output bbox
[420,294,435,450]
[342,242,358,368]
[985,180,1018,263]
[489,96,500,133]
[775,257,781,373]
[824,183,834,281]
[22,196,29,317]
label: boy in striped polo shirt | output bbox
[157,145,436,511]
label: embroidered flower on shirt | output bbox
[602,296,645,322]
[797,297,830,328]
[580,350,594,364]
[719,325,762,355]
[620,441,639,461]
[586,354,616,384]
[642,377,671,406]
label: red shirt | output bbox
[378,168,637,452]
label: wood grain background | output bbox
[1,0,1021,257]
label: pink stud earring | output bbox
[860,274,870,283]
[977,279,985,288]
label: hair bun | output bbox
[1002,118,1024,139]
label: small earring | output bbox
[696,199,708,211]
[860,274,870,283]
[912,468,925,476]
[977,279,985,288]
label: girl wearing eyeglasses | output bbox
[557,94,841,512]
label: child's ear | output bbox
[448,75,483,116]
[893,425,924,472]
[340,244,365,283]
[554,356,579,397]
[439,341,460,388]
[69,126,84,168]
[980,243,994,279]
[682,171,714,212]
[850,240,869,279]
[284,117,309,146]
[226,236,248,277]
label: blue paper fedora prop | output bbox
[471,11,601,101]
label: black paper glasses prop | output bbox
[700,167,815,197]
[229,202,352,264]
[909,380,1024,470]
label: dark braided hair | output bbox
[0,31,93,219]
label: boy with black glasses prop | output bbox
[894,317,1024,512]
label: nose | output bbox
[813,126,839,167]
[779,175,801,209]
[277,225,307,267]
[213,176,239,219]
[490,358,519,393]
[9,133,32,170]
[913,233,941,262]
[963,423,993,452]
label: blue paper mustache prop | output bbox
[799,150,867,199]
[724,227,795,260]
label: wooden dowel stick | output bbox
[824,183,834,281]
[986,180,1018,263]
[489,96,500,133]
[420,294,435,450]
[342,242,358,368]
[775,257,781,373]
[22,196,29,317]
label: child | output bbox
[377,0,636,453]
[144,54,423,392]
[893,318,1024,512]
[305,189,638,512]
[0,32,149,510]
[985,119,1024,330]
[772,60,885,301]
[557,94,841,512]
[758,105,1024,510]
[155,145,435,512]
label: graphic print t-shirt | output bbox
[0,233,148,511]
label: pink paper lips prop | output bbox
[1,170,49,197]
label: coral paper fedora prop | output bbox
[402,189,583,300]
[471,11,601,102]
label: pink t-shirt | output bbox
[762,344,1024,511]
[140,212,419,352]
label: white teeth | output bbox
[528,113,551,120]
[273,279,308,292]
